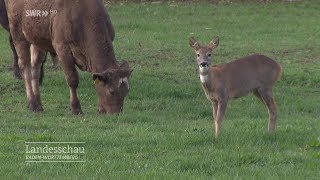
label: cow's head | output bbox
[93,61,132,114]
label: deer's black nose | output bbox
[200,62,208,67]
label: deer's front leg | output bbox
[212,100,218,120]
[215,100,227,137]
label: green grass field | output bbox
[0,1,320,179]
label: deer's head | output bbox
[189,36,219,73]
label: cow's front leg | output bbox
[55,46,82,114]
[62,62,82,115]
[67,69,82,115]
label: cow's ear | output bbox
[97,69,116,83]
[93,74,101,80]
[120,61,129,69]
[119,61,132,78]
[93,73,103,84]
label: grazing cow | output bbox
[7,0,132,114]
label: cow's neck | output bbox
[88,48,117,73]
[85,35,118,74]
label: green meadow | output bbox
[0,1,319,179]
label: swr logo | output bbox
[26,10,49,17]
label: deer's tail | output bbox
[274,62,282,83]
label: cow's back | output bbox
[8,0,109,52]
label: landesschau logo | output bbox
[25,142,85,163]
[26,144,84,154]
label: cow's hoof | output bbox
[72,109,83,115]
[71,101,82,115]
[28,99,43,112]
[29,103,44,112]
[13,70,22,79]
[97,109,106,114]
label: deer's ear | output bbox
[189,37,200,50]
[208,37,219,50]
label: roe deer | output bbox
[189,36,282,136]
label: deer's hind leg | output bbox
[254,88,277,132]
[215,99,227,137]
[212,100,218,121]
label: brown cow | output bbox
[7,0,132,114]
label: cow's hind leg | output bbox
[255,88,277,132]
[9,34,21,79]
[15,42,40,111]
[54,45,82,114]
[30,45,46,111]
[50,52,59,68]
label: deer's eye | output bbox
[208,54,211,57]
[197,54,200,57]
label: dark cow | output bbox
[0,0,20,78]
